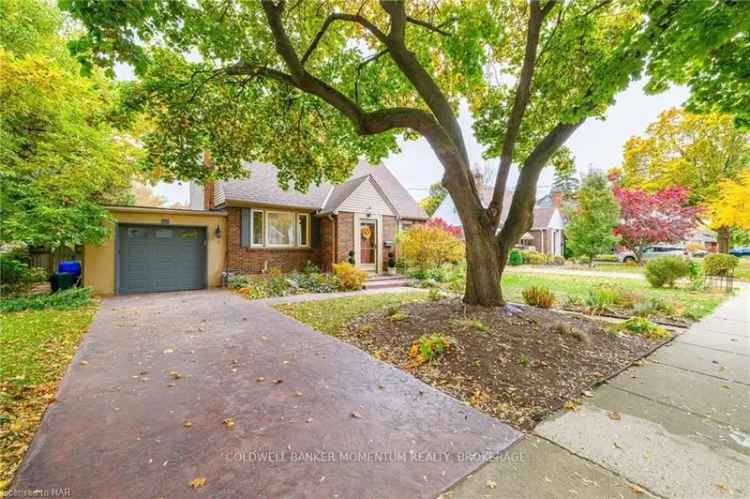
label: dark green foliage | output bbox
[564,172,620,264]
[0,287,93,313]
[645,257,690,288]
[508,249,523,266]
[0,253,47,292]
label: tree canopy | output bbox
[563,172,619,265]
[640,1,750,129]
[0,0,139,249]
[708,170,750,233]
[60,0,750,305]
[620,108,750,205]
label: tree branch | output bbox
[405,15,450,36]
[498,121,581,246]
[300,11,387,66]
[488,0,553,226]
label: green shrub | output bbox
[645,256,690,288]
[521,249,547,265]
[552,255,565,265]
[563,294,584,308]
[428,288,442,301]
[632,297,674,318]
[0,253,47,292]
[702,253,739,276]
[522,286,555,308]
[289,271,341,293]
[620,317,671,339]
[228,274,251,289]
[302,260,321,274]
[409,334,457,364]
[585,285,623,313]
[508,249,523,266]
[0,287,93,313]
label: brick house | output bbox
[190,160,428,275]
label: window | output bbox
[266,211,296,247]
[251,209,264,246]
[297,214,309,247]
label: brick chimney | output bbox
[551,190,563,208]
[203,151,215,210]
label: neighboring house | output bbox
[82,160,427,295]
[686,226,718,253]
[433,188,566,256]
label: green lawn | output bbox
[0,305,97,490]
[560,258,750,280]
[274,291,427,335]
[501,272,727,319]
[564,261,646,274]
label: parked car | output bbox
[617,245,689,263]
[730,247,750,257]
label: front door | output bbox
[359,220,377,272]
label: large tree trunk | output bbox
[717,226,730,253]
[463,225,503,306]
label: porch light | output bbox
[215,225,222,238]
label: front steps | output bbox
[363,273,410,290]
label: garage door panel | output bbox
[118,225,206,294]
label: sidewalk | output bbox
[445,288,750,499]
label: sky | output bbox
[133,64,689,206]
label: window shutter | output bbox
[240,208,251,247]
[311,216,321,249]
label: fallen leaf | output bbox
[189,477,206,489]
[163,348,174,354]
[582,390,594,398]
[183,421,193,428]
[350,411,363,419]
[223,418,235,429]
[628,484,644,495]
[272,379,283,385]
[295,391,303,397]
[306,418,313,423]
[486,480,497,489]
[169,371,182,380]
[716,483,732,494]
[563,400,578,412]
[608,411,622,421]
[256,377,265,383]
[79,360,89,366]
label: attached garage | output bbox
[84,206,227,295]
[117,225,207,294]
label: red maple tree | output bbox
[613,186,701,261]
[426,217,464,238]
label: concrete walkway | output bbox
[446,288,750,499]
[11,290,519,499]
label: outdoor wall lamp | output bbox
[215,225,222,238]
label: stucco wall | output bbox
[83,208,227,295]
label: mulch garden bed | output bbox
[338,298,669,431]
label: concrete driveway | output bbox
[12,290,519,499]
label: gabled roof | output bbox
[320,175,370,213]
[217,162,331,209]
[433,188,562,230]
[213,160,428,220]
